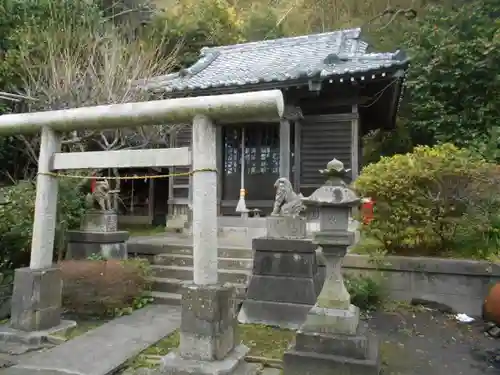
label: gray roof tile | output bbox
[145,27,409,93]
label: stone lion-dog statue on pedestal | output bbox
[87,178,119,211]
[271,177,305,217]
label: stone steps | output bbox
[128,241,254,259]
[129,236,254,306]
[151,265,249,284]
[154,253,253,270]
[151,277,247,297]
[149,291,183,305]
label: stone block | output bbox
[252,251,317,277]
[66,231,129,260]
[313,231,353,250]
[318,206,350,232]
[81,210,118,232]
[239,236,320,329]
[237,299,312,330]
[301,305,360,335]
[179,284,237,361]
[246,275,317,305]
[294,324,373,359]
[265,216,306,239]
[283,343,380,375]
[161,344,257,375]
[0,319,76,346]
[10,267,62,332]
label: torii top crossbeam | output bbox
[0,90,284,134]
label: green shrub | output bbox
[60,258,153,317]
[345,274,385,312]
[0,179,87,271]
[353,143,500,258]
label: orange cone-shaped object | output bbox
[483,283,500,325]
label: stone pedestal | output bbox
[284,320,380,375]
[284,235,380,375]
[81,210,118,232]
[66,210,129,260]
[66,231,129,260]
[265,216,307,239]
[161,284,258,375]
[10,267,62,331]
[238,216,322,330]
[0,267,76,344]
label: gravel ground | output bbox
[368,306,500,375]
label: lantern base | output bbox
[301,304,360,335]
[284,305,381,375]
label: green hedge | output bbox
[353,143,500,259]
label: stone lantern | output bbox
[283,159,380,375]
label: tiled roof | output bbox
[145,27,409,93]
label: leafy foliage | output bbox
[345,273,385,312]
[0,179,87,270]
[146,0,245,69]
[0,0,104,94]
[361,120,414,166]
[354,144,500,258]
[403,0,500,154]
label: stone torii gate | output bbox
[0,90,284,374]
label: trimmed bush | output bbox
[353,143,500,258]
[60,258,153,317]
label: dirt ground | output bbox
[367,306,500,375]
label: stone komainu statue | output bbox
[271,177,305,217]
[87,178,116,211]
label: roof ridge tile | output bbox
[201,27,362,55]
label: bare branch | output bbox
[11,13,181,155]
[365,6,417,31]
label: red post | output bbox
[90,172,97,193]
[361,197,375,225]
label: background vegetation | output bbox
[0,0,497,268]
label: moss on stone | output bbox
[126,323,295,370]
[51,318,108,341]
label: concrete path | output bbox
[0,305,180,375]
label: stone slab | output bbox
[0,320,75,346]
[301,304,360,335]
[283,343,380,375]
[237,299,312,330]
[2,305,180,375]
[10,267,62,332]
[161,344,256,375]
[265,216,306,239]
[246,275,317,305]
[313,231,353,248]
[252,238,316,253]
